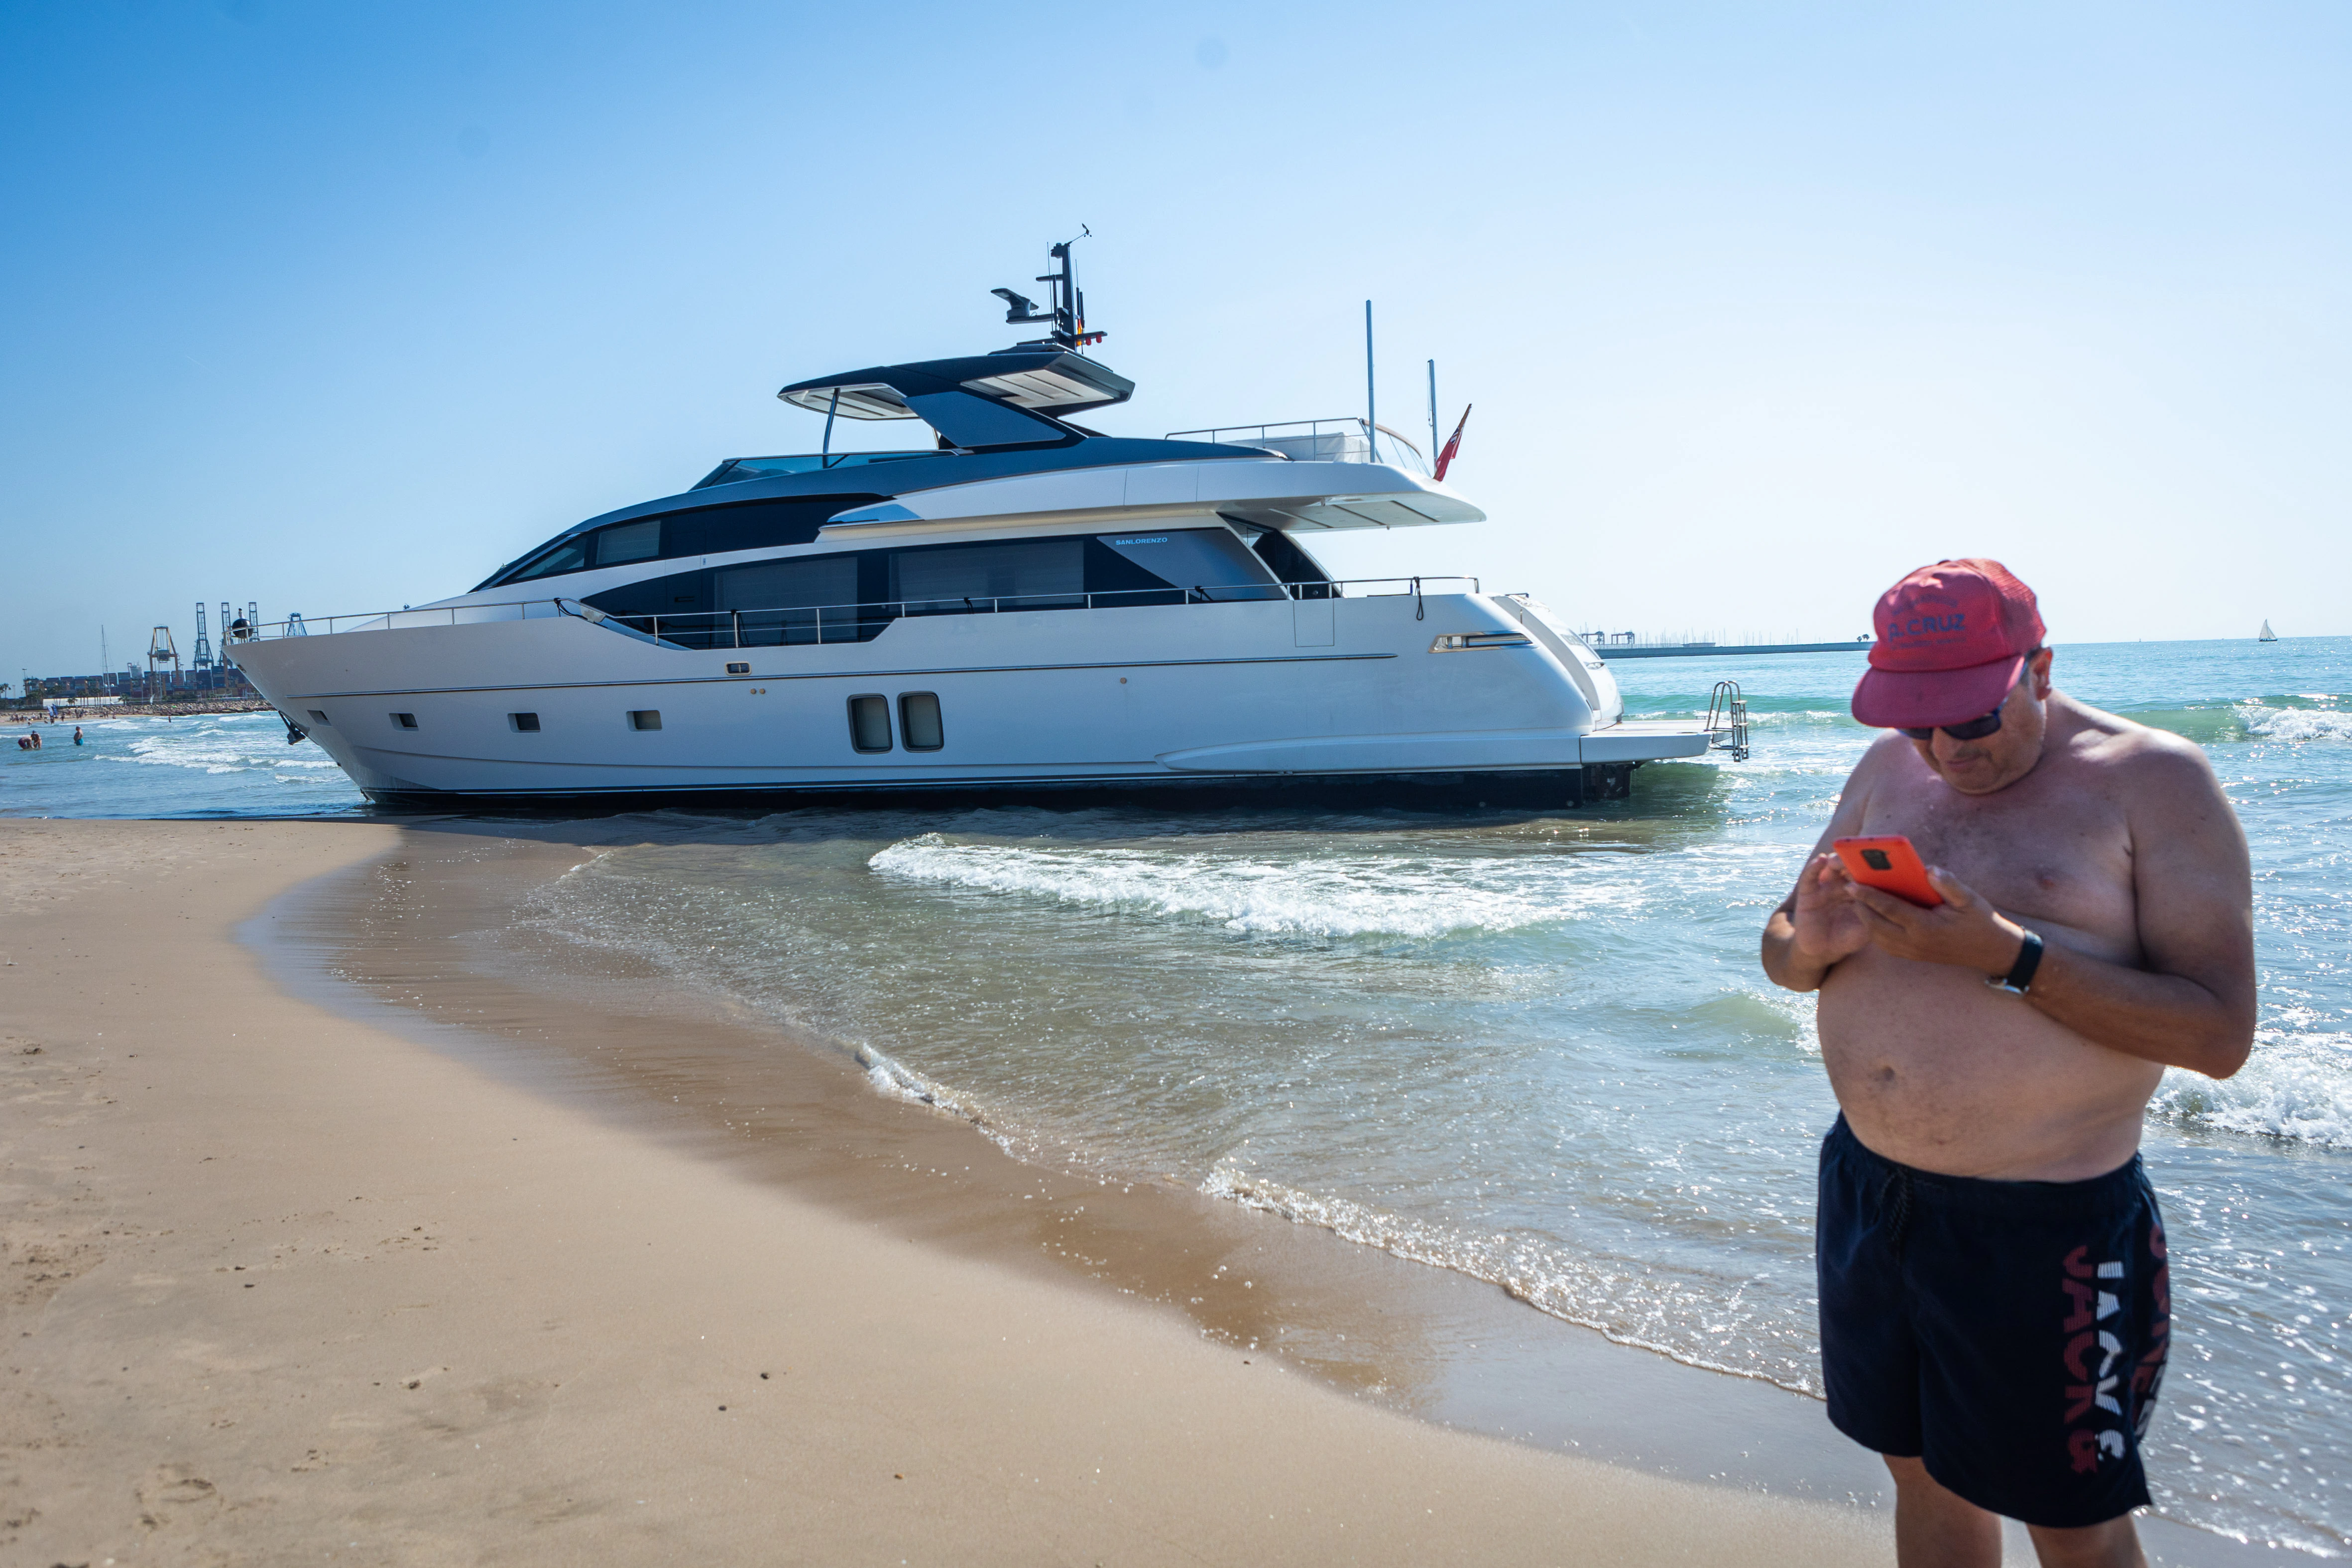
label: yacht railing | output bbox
[1165,418,1430,476]
[224,576,1483,647]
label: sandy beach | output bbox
[0,817,1892,1565]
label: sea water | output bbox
[11,641,2347,1552]
[0,710,361,818]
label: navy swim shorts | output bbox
[1816,1115,2171,1529]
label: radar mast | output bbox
[991,229,1106,352]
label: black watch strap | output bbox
[1986,928,2043,996]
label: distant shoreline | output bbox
[5,698,273,723]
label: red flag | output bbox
[1433,404,1472,481]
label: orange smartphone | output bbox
[1832,835,1944,908]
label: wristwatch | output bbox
[1986,928,2044,996]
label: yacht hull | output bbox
[230,591,1709,810]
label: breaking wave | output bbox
[2151,1024,2352,1147]
[103,719,340,775]
[2239,703,2352,743]
[867,833,1641,939]
[2124,695,2349,745]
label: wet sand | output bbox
[251,821,2264,1567]
[0,816,1893,1564]
[265,818,1911,1492]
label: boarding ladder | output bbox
[1706,680,1750,762]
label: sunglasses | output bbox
[1900,668,2028,742]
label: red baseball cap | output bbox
[1851,559,2045,730]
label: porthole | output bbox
[628,710,662,731]
[510,712,541,732]
[725,662,750,675]
[391,713,418,729]
[898,693,943,751]
[847,694,893,753]
[306,709,331,726]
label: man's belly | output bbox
[1818,945,2164,1181]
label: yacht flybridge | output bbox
[229,243,1732,809]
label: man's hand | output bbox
[1848,865,2024,975]
[1764,852,1872,991]
[1792,853,1872,967]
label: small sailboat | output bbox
[2259,620,2278,642]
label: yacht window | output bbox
[899,693,943,751]
[1096,528,1282,602]
[847,694,893,752]
[628,710,662,731]
[891,538,1082,612]
[510,712,541,732]
[508,539,589,582]
[718,555,860,645]
[669,496,880,558]
[1243,526,1334,589]
[481,495,884,591]
[391,712,418,729]
[306,709,331,726]
[597,518,662,566]
[716,554,859,610]
[586,552,889,647]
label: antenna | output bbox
[1427,360,1437,465]
[994,229,1104,351]
[1364,301,1375,461]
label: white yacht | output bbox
[229,246,1732,810]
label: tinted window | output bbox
[597,517,661,565]
[717,555,861,645]
[486,495,885,589]
[668,497,879,558]
[716,555,858,611]
[1245,526,1332,586]
[509,538,590,582]
[581,526,1293,650]
[891,538,1082,610]
[1097,528,1280,602]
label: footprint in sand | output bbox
[135,1465,220,1529]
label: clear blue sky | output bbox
[4,1,2348,685]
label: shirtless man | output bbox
[1761,560,2255,1568]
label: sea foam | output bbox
[867,833,1635,939]
[105,721,338,775]
[2238,702,2352,743]
[1200,1161,1820,1394]
[2150,1024,2352,1147]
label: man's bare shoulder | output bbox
[1849,729,1919,780]
[2052,693,2227,805]
[1828,729,1912,805]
